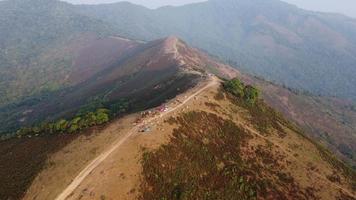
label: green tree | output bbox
[95,109,110,125]
[55,119,68,132]
[83,112,97,126]
[224,78,245,97]
[243,85,260,105]
[68,124,79,133]
[68,117,82,133]
[16,127,31,136]
[110,99,129,116]
[32,126,41,134]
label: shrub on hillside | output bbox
[223,78,245,97]
[223,78,260,105]
[16,108,111,137]
[244,85,260,105]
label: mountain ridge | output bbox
[0,35,235,137]
[0,1,355,198]
[0,34,355,200]
[21,72,356,200]
[0,34,355,167]
[75,0,356,101]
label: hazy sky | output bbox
[65,0,356,18]
[66,0,208,8]
[283,0,356,18]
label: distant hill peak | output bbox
[160,36,182,58]
[144,36,239,78]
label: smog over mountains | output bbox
[65,0,356,18]
[0,0,355,200]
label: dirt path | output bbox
[55,77,218,200]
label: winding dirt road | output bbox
[55,77,217,200]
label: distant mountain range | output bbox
[0,0,117,105]
[0,0,356,164]
[75,0,356,101]
[2,0,356,105]
[0,0,356,166]
[0,34,355,200]
[0,1,356,198]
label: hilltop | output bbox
[0,0,355,199]
[0,36,234,137]
[0,36,236,199]
[76,0,356,100]
[0,36,355,200]
[23,75,356,200]
[1,0,356,104]
[0,0,355,167]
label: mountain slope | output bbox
[76,0,356,100]
[22,76,356,200]
[0,36,216,137]
[0,0,117,105]
[0,0,354,165]
[137,82,356,200]
[237,74,356,168]
[0,1,355,199]
[0,36,355,200]
[0,36,237,200]
[0,36,197,199]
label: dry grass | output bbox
[139,111,318,200]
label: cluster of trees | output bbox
[16,108,110,137]
[109,100,130,117]
[0,98,131,140]
[223,78,260,105]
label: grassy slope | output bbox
[239,75,356,168]
[3,77,354,200]
[0,73,200,200]
[1,0,355,167]
[140,84,356,200]
[0,38,206,200]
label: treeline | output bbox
[16,109,110,137]
[14,99,130,138]
[223,78,260,105]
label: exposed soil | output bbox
[22,114,139,200]
[21,76,214,200]
[11,78,356,200]
[138,85,355,200]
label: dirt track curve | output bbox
[55,77,217,200]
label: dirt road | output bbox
[55,77,218,200]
